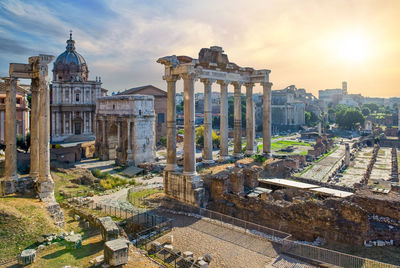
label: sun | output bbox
[335,32,371,63]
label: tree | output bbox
[176,100,183,113]
[305,111,319,127]
[335,108,365,130]
[195,126,220,148]
[362,103,379,114]
[361,107,370,116]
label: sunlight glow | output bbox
[335,32,372,63]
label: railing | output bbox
[282,239,400,268]
[164,203,400,268]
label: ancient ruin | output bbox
[0,54,64,226]
[95,95,155,165]
[157,46,272,206]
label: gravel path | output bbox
[153,212,313,268]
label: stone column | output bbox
[345,143,350,167]
[164,75,179,171]
[3,78,18,191]
[262,82,272,157]
[126,119,133,165]
[102,117,108,160]
[30,78,40,180]
[201,78,214,163]
[245,83,255,155]
[117,119,121,149]
[182,73,196,176]
[233,82,242,158]
[36,55,55,200]
[218,80,229,159]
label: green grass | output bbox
[0,197,59,261]
[53,172,94,203]
[315,145,339,163]
[128,188,163,208]
[258,140,312,152]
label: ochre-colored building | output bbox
[117,85,166,143]
[0,81,30,143]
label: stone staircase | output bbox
[46,201,65,228]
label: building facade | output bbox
[50,33,107,143]
[271,85,305,131]
[117,85,166,143]
[0,81,30,143]
[95,95,155,166]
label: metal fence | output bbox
[164,203,400,268]
[282,239,400,268]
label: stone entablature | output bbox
[157,46,272,206]
[95,95,155,166]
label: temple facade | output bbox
[50,33,107,143]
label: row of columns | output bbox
[52,111,94,136]
[2,55,54,198]
[164,73,272,176]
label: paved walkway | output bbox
[155,211,316,268]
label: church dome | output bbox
[53,32,89,82]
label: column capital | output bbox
[244,82,255,88]
[2,77,17,89]
[232,81,243,89]
[163,75,180,82]
[180,72,197,81]
[216,80,230,86]
[200,78,216,85]
[261,82,273,88]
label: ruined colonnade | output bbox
[1,55,55,200]
[158,47,273,178]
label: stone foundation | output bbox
[163,171,205,207]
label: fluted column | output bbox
[30,78,40,178]
[262,82,272,157]
[245,83,255,155]
[233,82,242,157]
[201,78,214,163]
[218,80,229,159]
[4,78,18,183]
[182,73,196,176]
[164,75,179,171]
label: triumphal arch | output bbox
[157,46,272,206]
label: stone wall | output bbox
[163,171,205,207]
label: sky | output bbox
[0,0,399,97]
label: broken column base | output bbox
[163,171,205,207]
[37,179,55,201]
[1,178,17,195]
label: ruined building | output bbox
[117,85,167,143]
[95,95,155,166]
[50,32,107,143]
[271,85,306,131]
[157,46,272,206]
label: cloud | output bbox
[0,36,36,55]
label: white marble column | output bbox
[245,83,255,155]
[182,73,197,176]
[233,82,242,157]
[164,75,179,171]
[217,80,229,159]
[201,78,214,163]
[262,82,272,157]
[83,112,86,134]
[4,78,18,183]
[70,112,73,134]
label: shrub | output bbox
[100,175,128,190]
[91,168,105,179]
[160,136,167,146]
[251,154,266,163]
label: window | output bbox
[16,98,21,104]
[76,93,80,102]
[139,110,142,116]
[158,113,165,124]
